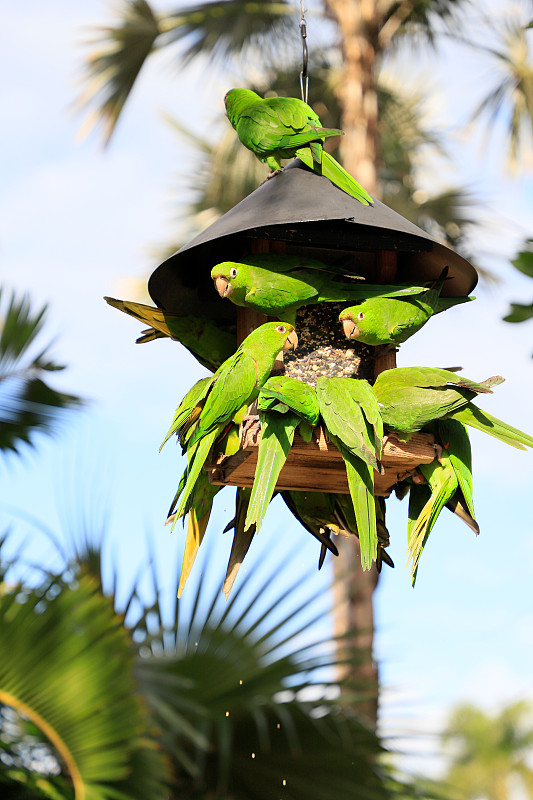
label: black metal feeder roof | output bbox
[149,159,478,319]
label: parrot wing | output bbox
[187,349,257,445]
[408,455,458,585]
[104,296,236,371]
[435,418,475,518]
[316,377,382,469]
[334,442,377,570]
[258,377,320,426]
[160,376,213,451]
[245,409,299,534]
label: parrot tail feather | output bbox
[453,405,533,450]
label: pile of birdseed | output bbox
[282,302,375,387]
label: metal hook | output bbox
[299,2,308,104]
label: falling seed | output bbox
[239,679,243,685]
[283,780,287,786]
[252,753,255,759]
[226,711,230,717]
[277,723,280,729]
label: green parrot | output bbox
[224,88,373,204]
[373,367,533,449]
[339,268,475,347]
[245,377,320,534]
[406,419,476,585]
[104,297,236,372]
[211,253,428,326]
[161,321,298,524]
[316,377,383,570]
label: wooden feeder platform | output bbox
[206,421,437,497]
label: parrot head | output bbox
[224,88,261,128]
[211,261,250,306]
[339,304,366,340]
[242,321,298,353]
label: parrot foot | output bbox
[266,168,283,179]
[434,442,443,463]
[241,413,260,441]
[259,169,284,186]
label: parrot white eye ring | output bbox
[229,267,237,278]
[357,311,365,321]
[275,325,287,334]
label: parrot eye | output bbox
[357,311,365,321]
[229,267,237,279]
[275,325,287,334]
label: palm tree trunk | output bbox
[324,0,385,727]
[324,0,381,199]
[332,541,380,724]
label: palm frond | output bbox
[77,0,297,143]
[0,565,168,800]
[132,540,390,799]
[470,21,533,170]
[0,290,83,454]
[380,0,469,48]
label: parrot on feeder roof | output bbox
[224,88,373,204]
[339,267,475,348]
[211,253,429,326]
[104,296,236,372]
[244,377,320,535]
[160,321,298,525]
[373,366,533,450]
[316,376,383,571]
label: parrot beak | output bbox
[214,276,232,298]
[342,318,359,339]
[284,330,299,351]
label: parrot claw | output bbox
[434,442,443,463]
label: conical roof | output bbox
[149,159,477,318]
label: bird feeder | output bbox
[149,159,477,496]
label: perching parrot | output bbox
[211,254,429,326]
[161,321,298,524]
[224,88,373,204]
[316,377,383,570]
[339,267,475,347]
[104,297,236,372]
[245,377,320,534]
[406,419,476,585]
[373,367,533,450]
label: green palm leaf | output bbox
[77,0,297,143]
[132,544,390,799]
[0,563,168,800]
[0,290,82,454]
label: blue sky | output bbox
[1,0,533,781]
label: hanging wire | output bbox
[299,1,309,104]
